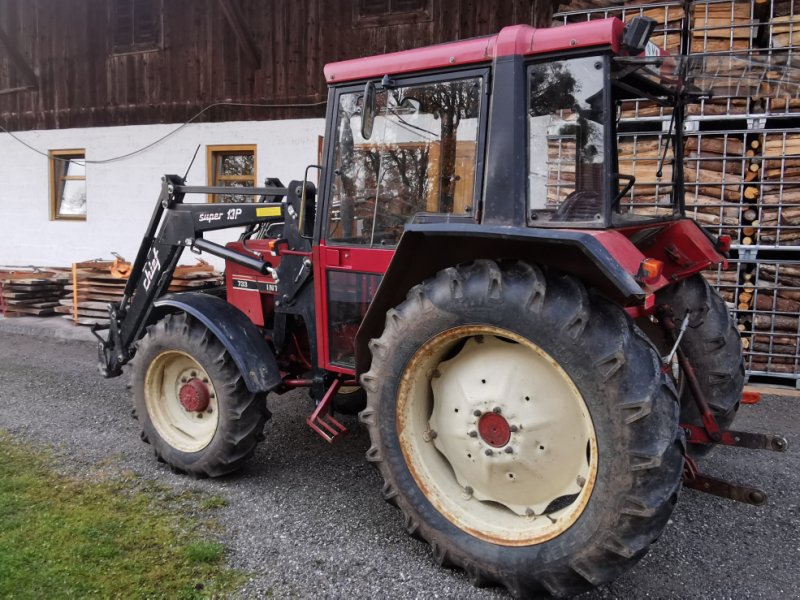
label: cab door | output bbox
[313,69,488,373]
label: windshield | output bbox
[527,56,607,225]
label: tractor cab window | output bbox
[327,75,483,246]
[527,56,607,225]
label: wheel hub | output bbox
[478,412,510,447]
[179,378,210,412]
[428,335,593,517]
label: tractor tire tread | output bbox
[360,260,683,598]
[131,312,268,478]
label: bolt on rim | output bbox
[397,326,597,546]
[144,350,219,452]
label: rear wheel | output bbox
[132,312,269,477]
[656,275,744,456]
[360,260,684,597]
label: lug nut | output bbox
[485,449,493,456]
[504,446,513,454]
[509,425,518,433]
[468,430,478,438]
[473,410,482,417]
[493,407,502,414]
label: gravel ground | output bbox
[0,332,798,599]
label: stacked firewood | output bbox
[690,1,755,53]
[682,134,751,238]
[59,258,224,326]
[738,262,800,374]
[758,132,800,246]
[0,269,68,317]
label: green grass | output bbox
[0,432,243,599]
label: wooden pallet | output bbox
[0,269,69,318]
[64,258,223,326]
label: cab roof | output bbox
[324,18,625,84]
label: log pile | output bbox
[0,269,69,317]
[691,1,755,53]
[758,133,800,246]
[683,134,751,239]
[746,259,800,371]
[59,258,224,326]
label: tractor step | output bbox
[306,379,347,443]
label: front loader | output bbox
[96,16,789,598]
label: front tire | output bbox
[131,312,269,477]
[360,261,684,598]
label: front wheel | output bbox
[360,261,684,598]
[131,312,269,477]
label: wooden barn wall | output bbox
[0,0,557,131]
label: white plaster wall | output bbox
[0,118,325,269]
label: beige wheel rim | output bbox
[397,326,597,546]
[144,350,219,452]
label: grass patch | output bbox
[0,432,243,599]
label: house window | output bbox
[207,145,257,203]
[49,150,86,220]
[354,0,432,27]
[111,0,161,54]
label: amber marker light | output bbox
[637,258,664,285]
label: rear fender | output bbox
[354,223,649,375]
[150,292,282,394]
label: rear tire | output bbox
[360,260,684,598]
[131,312,269,477]
[657,275,744,456]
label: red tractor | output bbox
[97,16,787,598]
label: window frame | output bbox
[206,144,258,204]
[110,0,163,56]
[321,66,490,247]
[49,149,87,221]
[524,52,615,229]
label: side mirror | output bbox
[361,80,376,140]
[299,164,322,239]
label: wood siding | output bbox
[0,0,557,131]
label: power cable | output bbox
[0,100,327,165]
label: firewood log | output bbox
[753,314,800,332]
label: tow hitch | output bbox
[658,305,789,505]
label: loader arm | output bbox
[96,173,294,378]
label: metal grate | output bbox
[705,258,800,384]
[555,1,687,120]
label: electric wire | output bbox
[0,100,327,165]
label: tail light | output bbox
[716,235,732,253]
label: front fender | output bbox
[152,292,282,394]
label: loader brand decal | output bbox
[227,208,243,220]
[256,206,282,218]
[231,277,278,293]
[143,248,161,291]
[198,211,224,223]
